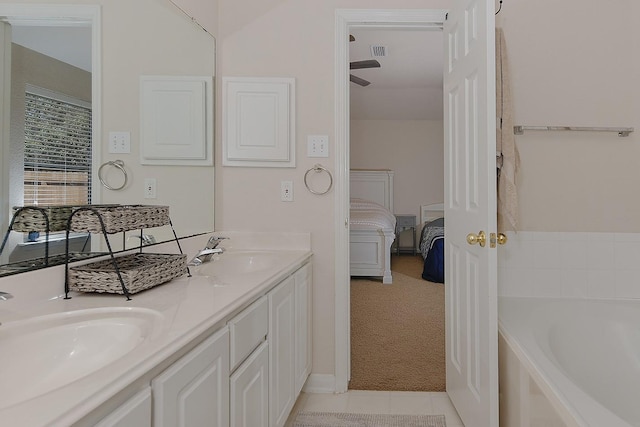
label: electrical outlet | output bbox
[108,131,131,153]
[307,135,329,158]
[144,178,157,199]
[281,181,293,202]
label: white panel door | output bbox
[222,77,296,167]
[152,327,230,427]
[294,263,312,395]
[140,76,213,166]
[269,276,295,427]
[230,341,269,427]
[444,1,498,426]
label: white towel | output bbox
[496,28,519,231]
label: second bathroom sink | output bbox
[196,251,282,276]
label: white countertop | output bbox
[0,232,312,427]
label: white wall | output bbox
[215,0,450,379]
[350,119,444,222]
[497,0,640,232]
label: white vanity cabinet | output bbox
[89,260,312,427]
[229,297,269,427]
[269,275,296,427]
[230,341,269,426]
[151,261,311,427]
[269,263,312,427]
[152,327,230,427]
[294,263,312,396]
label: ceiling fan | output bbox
[350,35,380,87]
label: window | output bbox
[23,85,92,206]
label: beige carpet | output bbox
[293,412,446,427]
[349,255,445,391]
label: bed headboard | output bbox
[421,203,444,224]
[350,169,394,212]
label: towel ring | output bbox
[98,160,128,191]
[304,164,333,195]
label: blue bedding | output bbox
[422,236,444,283]
[420,218,444,283]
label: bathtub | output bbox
[499,297,640,427]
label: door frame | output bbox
[333,9,448,393]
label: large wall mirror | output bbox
[0,1,216,276]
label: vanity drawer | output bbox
[229,296,268,371]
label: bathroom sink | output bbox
[195,251,282,282]
[0,307,163,409]
[218,251,281,273]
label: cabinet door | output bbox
[152,327,230,427]
[294,263,312,395]
[230,340,269,427]
[229,296,268,372]
[94,387,151,427]
[268,275,295,427]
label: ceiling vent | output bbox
[370,45,387,57]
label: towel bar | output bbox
[304,164,333,195]
[98,160,128,190]
[513,126,634,137]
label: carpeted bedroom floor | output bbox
[349,254,445,392]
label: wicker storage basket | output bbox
[69,205,170,233]
[68,253,187,295]
[11,206,73,232]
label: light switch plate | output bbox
[108,131,131,153]
[307,135,329,158]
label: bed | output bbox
[419,203,445,283]
[349,170,396,284]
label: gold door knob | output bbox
[497,233,508,245]
[466,231,486,247]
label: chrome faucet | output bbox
[206,236,228,250]
[128,234,156,246]
[188,236,228,266]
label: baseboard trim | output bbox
[302,374,337,393]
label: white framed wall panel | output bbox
[222,77,295,167]
[140,75,213,166]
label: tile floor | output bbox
[285,390,465,426]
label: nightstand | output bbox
[395,214,416,255]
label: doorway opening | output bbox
[348,26,445,391]
[335,5,499,424]
[333,9,447,393]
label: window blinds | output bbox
[23,88,92,206]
